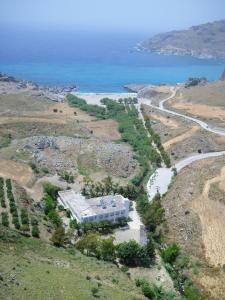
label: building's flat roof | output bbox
[58,190,128,218]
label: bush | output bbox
[58,171,74,183]
[161,243,180,264]
[91,287,99,297]
[43,183,61,199]
[51,225,65,247]
[32,225,40,238]
[1,212,9,227]
[184,285,202,300]
[12,216,20,229]
[135,278,166,299]
[120,265,129,273]
[20,224,30,232]
[21,208,29,225]
[116,239,153,267]
[48,210,62,227]
[29,162,40,174]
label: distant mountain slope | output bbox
[139,20,225,59]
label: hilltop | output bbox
[139,20,225,59]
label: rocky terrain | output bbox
[14,135,137,178]
[125,83,171,100]
[0,72,76,102]
[138,20,225,59]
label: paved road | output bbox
[140,87,225,201]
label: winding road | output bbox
[139,86,225,201]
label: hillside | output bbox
[0,226,145,300]
[139,20,225,59]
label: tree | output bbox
[116,240,141,266]
[43,182,61,199]
[102,176,113,194]
[44,194,55,215]
[48,210,62,227]
[101,237,115,261]
[51,225,65,247]
[76,233,101,258]
[146,238,156,262]
[142,193,165,232]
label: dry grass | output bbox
[163,125,199,150]
[167,81,225,127]
[0,160,34,186]
[163,157,225,299]
[192,165,225,267]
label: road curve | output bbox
[140,87,225,201]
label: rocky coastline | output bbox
[0,72,77,102]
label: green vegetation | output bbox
[42,183,65,246]
[76,233,155,267]
[116,239,155,267]
[161,243,180,264]
[0,226,144,300]
[82,176,138,200]
[1,212,9,227]
[185,77,207,88]
[144,113,171,168]
[67,94,164,186]
[135,277,176,300]
[0,177,6,208]
[0,133,12,149]
[31,225,40,238]
[67,94,107,118]
[6,179,20,230]
[58,170,74,183]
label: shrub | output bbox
[48,210,62,227]
[120,265,129,273]
[43,182,61,199]
[116,240,153,267]
[1,212,9,227]
[91,287,99,297]
[29,162,40,174]
[161,243,180,264]
[21,208,29,225]
[184,285,202,300]
[32,225,40,238]
[51,225,65,247]
[20,224,30,232]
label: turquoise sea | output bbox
[0,30,224,92]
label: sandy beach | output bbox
[73,92,137,105]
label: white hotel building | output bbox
[58,190,130,223]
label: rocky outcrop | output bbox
[220,68,225,81]
[124,83,148,93]
[0,73,18,83]
[0,72,77,102]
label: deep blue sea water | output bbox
[0,30,224,92]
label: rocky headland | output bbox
[138,20,225,59]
